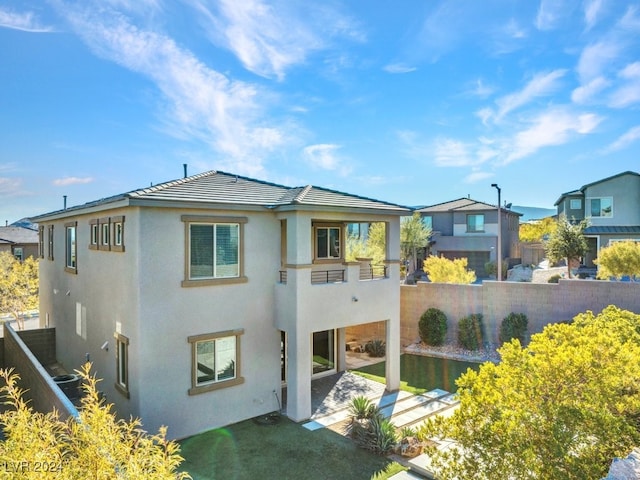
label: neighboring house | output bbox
[555,171,640,267]
[0,224,39,260]
[415,198,521,277]
[31,170,409,439]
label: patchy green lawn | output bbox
[353,354,481,395]
[178,415,406,480]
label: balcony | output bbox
[278,264,387,285]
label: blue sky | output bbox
[1,0,639,224]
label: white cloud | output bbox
[186,0,363,80]
[463,171,494,184]
[383,63,417,74]
[584,0,604,31]
[535,0,566,30]
[54,2,288,177]
[604,125,640,152]
[434,138,475,167]
[571,76,610,104]
[608,62,640,107]
[0,177,23,198]
[576,40,621,82]
[504,18,526,39]
[494,69,567,121]
[302,144,351,175]
[0,8,53,32]
[619,5,640,30]
[52,177,95,186]
[505,108,601,163]
[464,79,494,99]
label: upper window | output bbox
[114,333,129,398]
[38,226,44,259]
[13,247,24,262]
[315,226,341,260]
[90,216,125,252]
[588,197,613,217]
[569,199,582,210]
[47,225,54,261]
[90,220,99,250]
[466,214,485,233]
[182,215,247,287]
[65,222,77,273]
[188,329,244,395]
[422,216,433,230]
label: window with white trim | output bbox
[588,197,613,217]
[114,333,129,398]
[65,222,77,273]
[188,329,244,395]
[570,199,582,210]
[315,226,341,259]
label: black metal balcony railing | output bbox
[311,269,345,284]
[359,264,388,280]
[279,270,287,284]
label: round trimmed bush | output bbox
[548,274,561,283]
[418,308,448,346]
[499,312,529,345]
[457,314,484,350]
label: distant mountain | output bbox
[10,218,38,230]
[510,205,556,222]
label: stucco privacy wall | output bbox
[401,280,640,347]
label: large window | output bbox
[38,226,44,258]
[114,333,129,398]
[182,215,247,287]
[466,214,485,233]
[315,225,341,260]
[65,222,77,273]
[188,329,244,395]
[588,197,613,217]
[422,216,433,230]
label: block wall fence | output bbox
[400,280,640,347]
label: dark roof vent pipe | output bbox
[183,164,187,178]
[63,195,67,210]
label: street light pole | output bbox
[491,183,502,282]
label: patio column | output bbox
[336,327,347,372]
[385,318,400,392]
[286,327,312,422]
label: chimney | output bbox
[63,195,67,210]
[183,164,188,178]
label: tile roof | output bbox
[416,197,519,215]
[32,170,411,220]
[0,226,39,244]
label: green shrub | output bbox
[548,274,561,283]
[457,314,484,350]
[357,416,397,455]
[419,308,448,346]
[499,312,529,345]
[365,339,386,358]
[484,260,508,279]
[348,395,378,420]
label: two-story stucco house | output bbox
[415,197,521,277]
[31,170,410,439]
[555,171,640,267]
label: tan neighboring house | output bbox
[415,198,521,277]
[31,170,409,439]
[555,171,640,267]
[0,225,39,261]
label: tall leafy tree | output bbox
[423,256,476,284]
[420,306,640,480]
[0,251,39,330]
[595,240,640,281]
[0,364,190,479]
[544,217,588,278]
[519,216,557,242]
[345,222,385,265]
[400,213,431,274]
